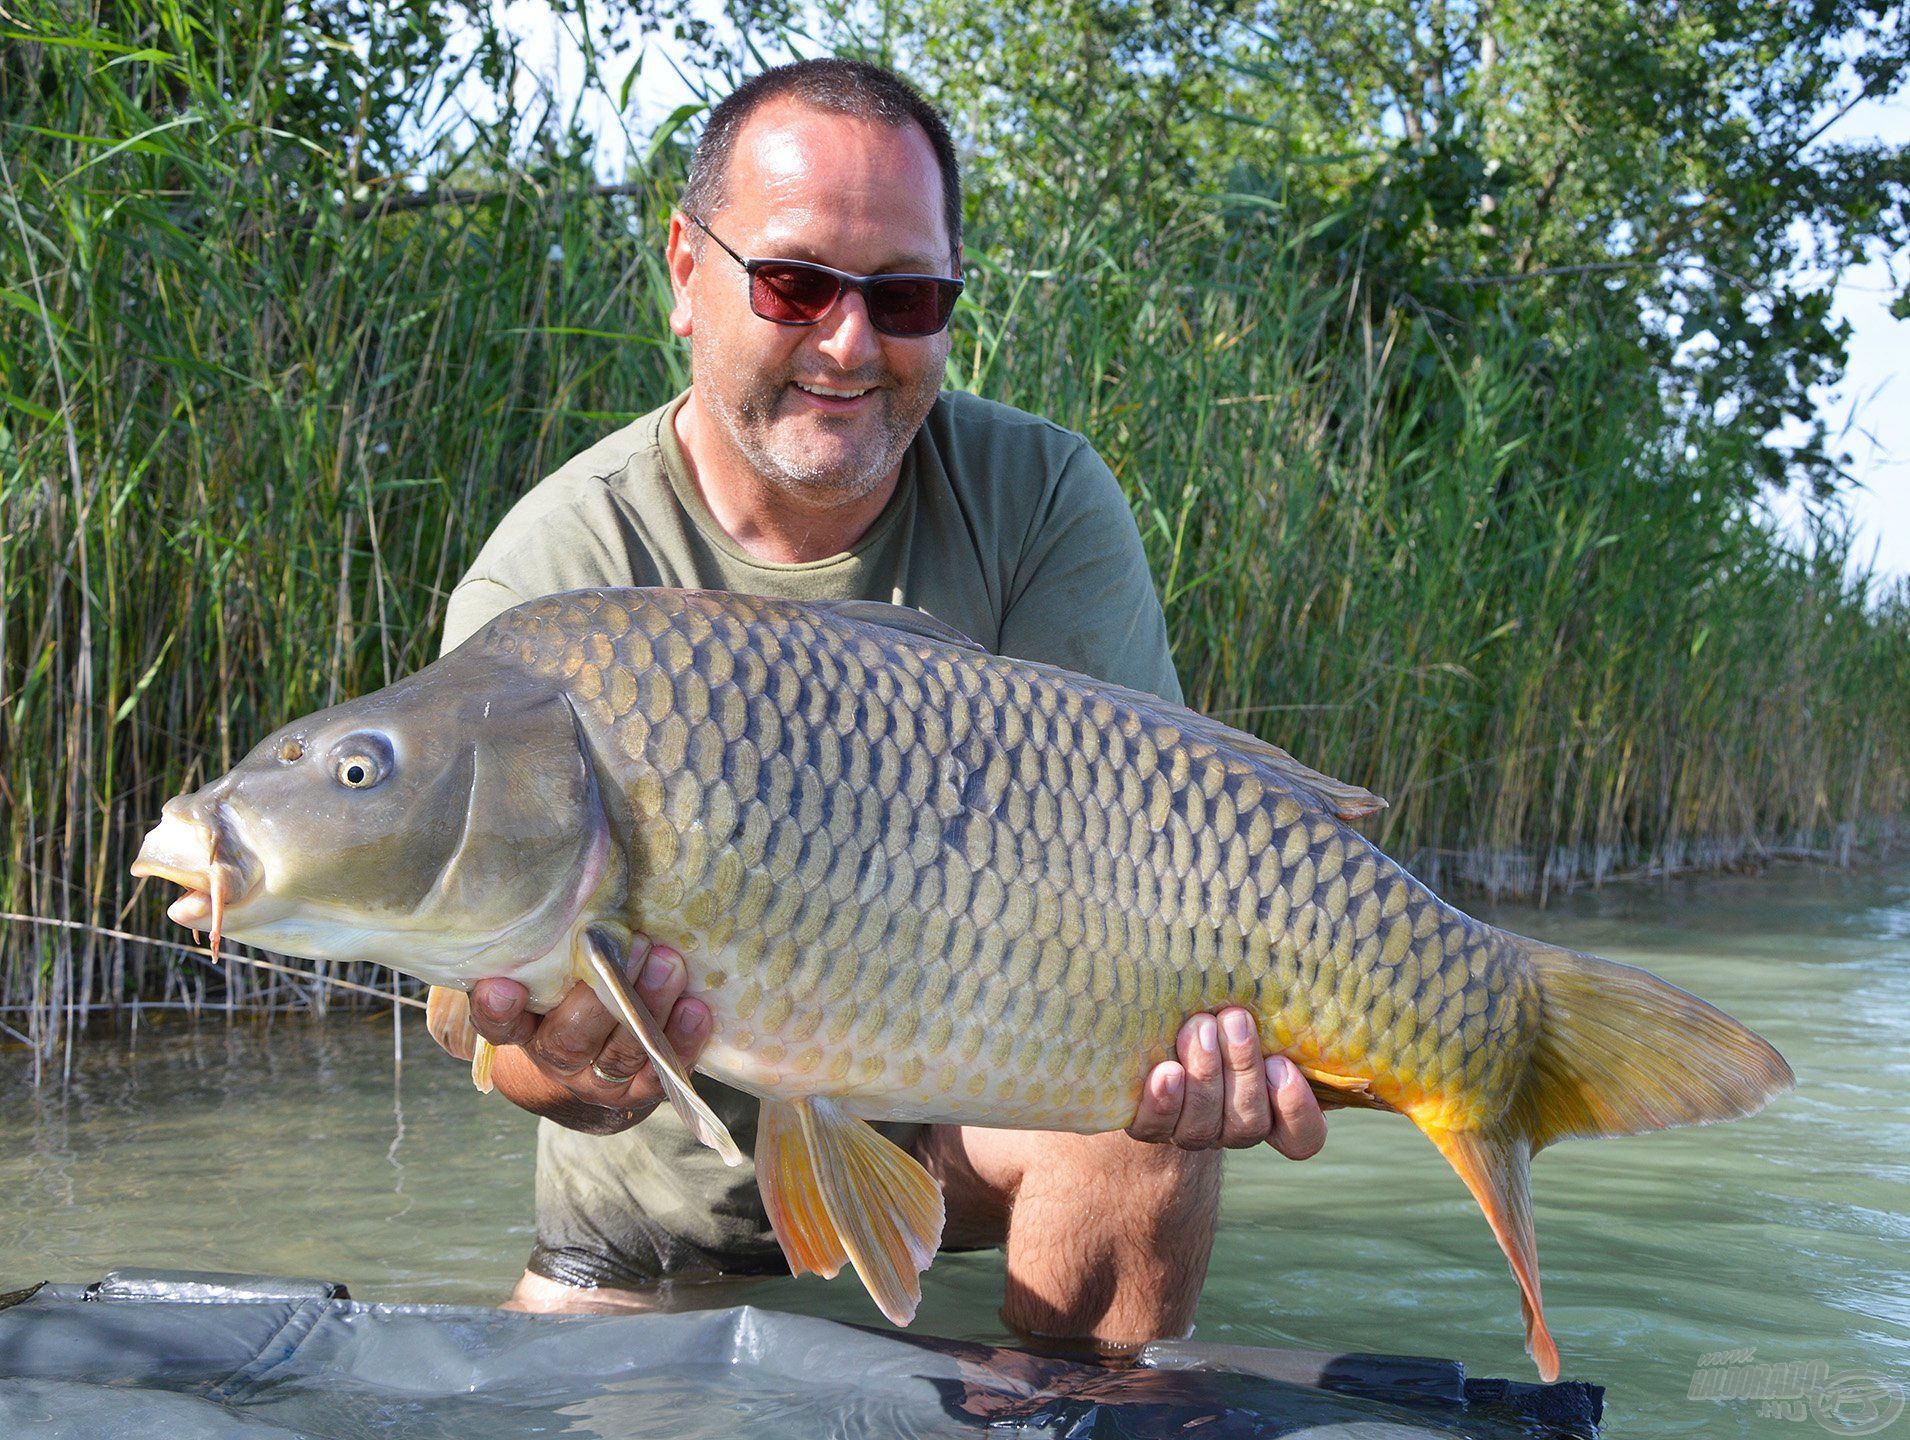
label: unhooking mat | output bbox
[0,1270,1603,1438]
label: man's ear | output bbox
[665,212,696,338]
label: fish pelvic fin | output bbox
[576,923,743,1167]
[1514,937,1794,1152]
[1425,1123,1558,1383]
[471,1037,497,1093]
[755,1097,945,1327]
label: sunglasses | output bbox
[686,212,963,339]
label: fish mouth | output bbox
[131,806,258,954]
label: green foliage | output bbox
[867,0,1910,495]
[3,0,1908,1045]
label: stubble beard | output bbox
[694,331,945,507]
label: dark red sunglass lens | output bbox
[868,278,956,336]
[751,263,841,322]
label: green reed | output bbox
[4,4,1907,1053]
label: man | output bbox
[428,57,1328,1348]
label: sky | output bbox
[1764,95,1910,586]
[482,4,1909,585]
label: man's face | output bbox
[669,100,957,504]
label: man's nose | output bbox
[814,286,883,371]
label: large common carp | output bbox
[132,588,1791,1379]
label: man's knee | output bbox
[502,1269,665,1315]
[916,1124,1220,1255]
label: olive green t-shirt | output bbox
[442,387,1181,1287]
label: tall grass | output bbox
[957,200,1910,895]
[5,4,1908,1059]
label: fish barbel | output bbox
[132,588,1792,1378]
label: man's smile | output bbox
[791,379,881,413]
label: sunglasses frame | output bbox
[684,211,964,338]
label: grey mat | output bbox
[0,1270,1602,1438]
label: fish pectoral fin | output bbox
[755,1097,945,1327]
[576,923,743,1167]
[1426,1122,1559,1384]
[425,985,481,1063]
[1293,1063,1400,1113]
[423,985,495,1092]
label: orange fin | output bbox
[754,1096,944,1325]
[1427,1123,1559,1383]
[757,1100,849,1281]
[1293,1063,1400,1113]
[471,1038,496,1094]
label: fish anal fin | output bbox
[756,1100,849,1280]
[1293,1063,1400,1113]
[1427,1123,1559,1383]
[576,924,744,1167]
[755,1096,945,1326]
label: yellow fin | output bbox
[1426,1123,1558,1382]
[1407,930,1792,1383]
[754,1096,945,1326]
[577,924,743,1167]
[1292,1063,1399,1113]
[471,1037,497,1094]
[1514,937,1794,1150]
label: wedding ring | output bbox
[590,1063,637,1087]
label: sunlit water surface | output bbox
[4,861,1906,1436]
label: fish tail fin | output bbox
[1425,1123,1556,1382]
[1513,937,1794,1152]
[1419,936,1792,1383]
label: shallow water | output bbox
[3,861,1906,1435]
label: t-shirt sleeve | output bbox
[439,470,657,656]
[998,443,1183,704]
[442,575,533,655]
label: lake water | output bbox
[4,860,1906,1436]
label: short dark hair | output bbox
[681,58,962,260]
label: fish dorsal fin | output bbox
[802,598,1382,822]
[577,924,744,1167]
[805,599,988,653]
[755,1096,945,1326]
[1011,661,1387,822]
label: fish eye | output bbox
[331,734,393,790]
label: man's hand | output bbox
[463,934,712,1133]
[1126,1008,1330,1159]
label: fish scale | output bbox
[487,589,1527,1132]
[135,585,1792,1379]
